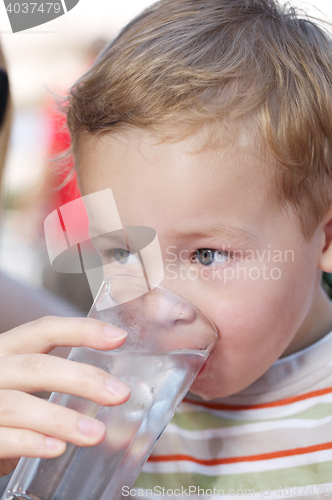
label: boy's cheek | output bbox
[201,266,304,345]
[165,245,314,341]
[189,262,321,399]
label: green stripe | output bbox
[133,460,332,494]
[295,403,332,420]
[171,403,332,430]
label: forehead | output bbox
[77,125,280,240]
[78,123,271,190]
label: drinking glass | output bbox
[3,274,218,500]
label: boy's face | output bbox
[78,126,330,400]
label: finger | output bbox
[0,390,107,449]
[0,427,66,459]
[0,316,127,356]
[0,355,131,405]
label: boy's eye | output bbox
[113,248,138,265]
[193,248,230,266]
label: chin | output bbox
[189,378,224,401]
[189,373,245,400]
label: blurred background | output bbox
[0,0,332,314]
[0,0,158,313]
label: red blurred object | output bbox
[45,103,90,242]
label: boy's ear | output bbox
[319,207,332,273]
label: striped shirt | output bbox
[131,330,332,499]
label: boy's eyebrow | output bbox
[89,224,256,245]
[90,231,127,247]
[173,224,256,243]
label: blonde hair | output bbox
[66,0,332,239]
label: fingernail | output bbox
[105,377,130,398]
[78,418,105,438]
[45,437,65,451]
[103,326,127,340]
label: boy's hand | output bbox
[0,316,130,477]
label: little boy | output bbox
[62,0,332,497]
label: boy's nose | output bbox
[106,274,197,326]
[143,289,197,327]
[105,275,215,352]
[141,286,215,352]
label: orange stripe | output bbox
[148,442,332,465]
[184,387,332,411]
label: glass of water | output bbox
[3,274,218,500]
